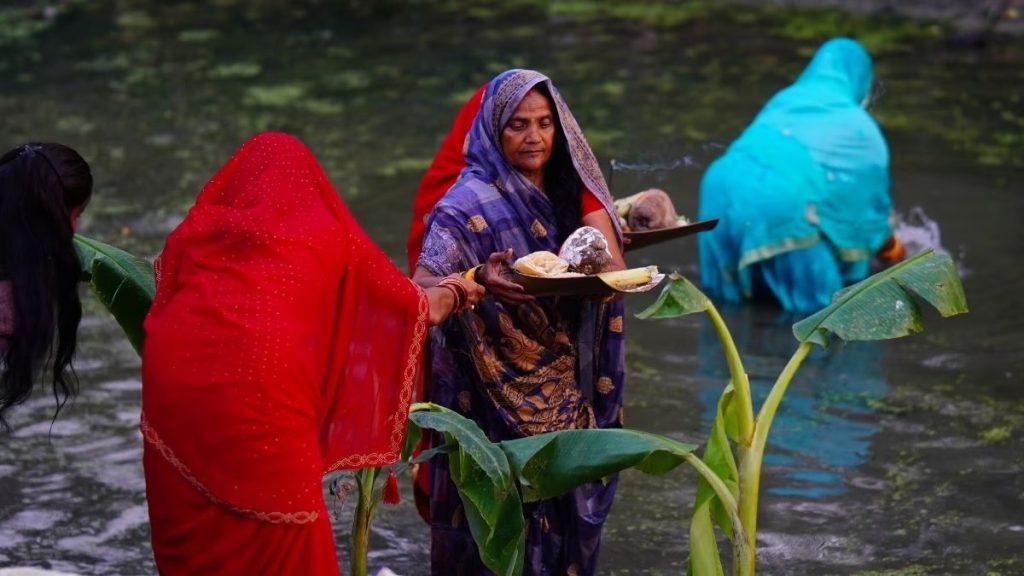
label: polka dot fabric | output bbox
[141,132,427,521]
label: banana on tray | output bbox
[596,266,660,291]
[511,226,663,295]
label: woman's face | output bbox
[501,89,555,181]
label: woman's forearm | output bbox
[412,266,443,288]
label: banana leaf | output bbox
[688,385,739,576]
[636,272,709,319]
[793,249,968,346]
[498,428,697,502]
[74,235,155,353]
[411,404,711,575]
[408,405,525,576]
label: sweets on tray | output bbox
[613,188,689,232]
[558,226,613,274]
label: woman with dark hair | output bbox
[414,69,626,575]
[0,142,92,430]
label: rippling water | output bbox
[1,2,1022,574]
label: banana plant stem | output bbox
[735,341,814,576]
[705,304,754,443]
[351,468,378,576]
[683,452,749,576]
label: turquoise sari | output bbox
[698,38,892,311]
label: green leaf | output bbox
[74,235,155,353]
[636,273,709,319]
[703,385,740,537]
[498,429,697,502]
[688,385,740,575]
[401,418,422,462]
[792,250,969,346]
[409,406,525,576]
[687,503,725,576]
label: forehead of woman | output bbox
[489,69,551,135]
[506,89,553,123]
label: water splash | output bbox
[894,206,947,257]
[893,206,971,276]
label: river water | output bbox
[1,2,1021,575]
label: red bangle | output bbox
[438,284,461,310]
[437,276,468,311]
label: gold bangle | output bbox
[463,265,482,282]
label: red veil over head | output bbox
[142,132,427,521]
[406,84,488,273]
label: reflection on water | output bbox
[0,324,150,575]
[1,2,1022,575]
[696,307,888,499]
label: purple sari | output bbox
[0,281,11,354]
[418,69,626,576]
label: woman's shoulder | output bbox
[436,175,502,213]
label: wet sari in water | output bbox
[417,69,625,576]
[141,132,427,575]
[698,38,892,312]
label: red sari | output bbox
[141,132,428,575]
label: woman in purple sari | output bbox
[414,69,626,575]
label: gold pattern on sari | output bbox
[517,304,552,342]
[471,339,507,384]
[498,312,544,371]
[466,314,505,383]
[518,304,575,352]
[467,215,489,232]
[465,305,591,436]
[596,376,615,395]
[609,315,623,333]
[530,219,548,238]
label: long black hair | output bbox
[0,143,92,430]
[534,84,582,245]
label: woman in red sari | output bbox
[406,83,488,273]
[141,132,482,575]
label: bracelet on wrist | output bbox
[437,276,469,311]
[437,284,460,310]
[463,265,483,283]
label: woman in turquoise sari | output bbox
[698,38,902,312]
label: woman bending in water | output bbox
[0,143,91,430]
[698,38,904,312]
